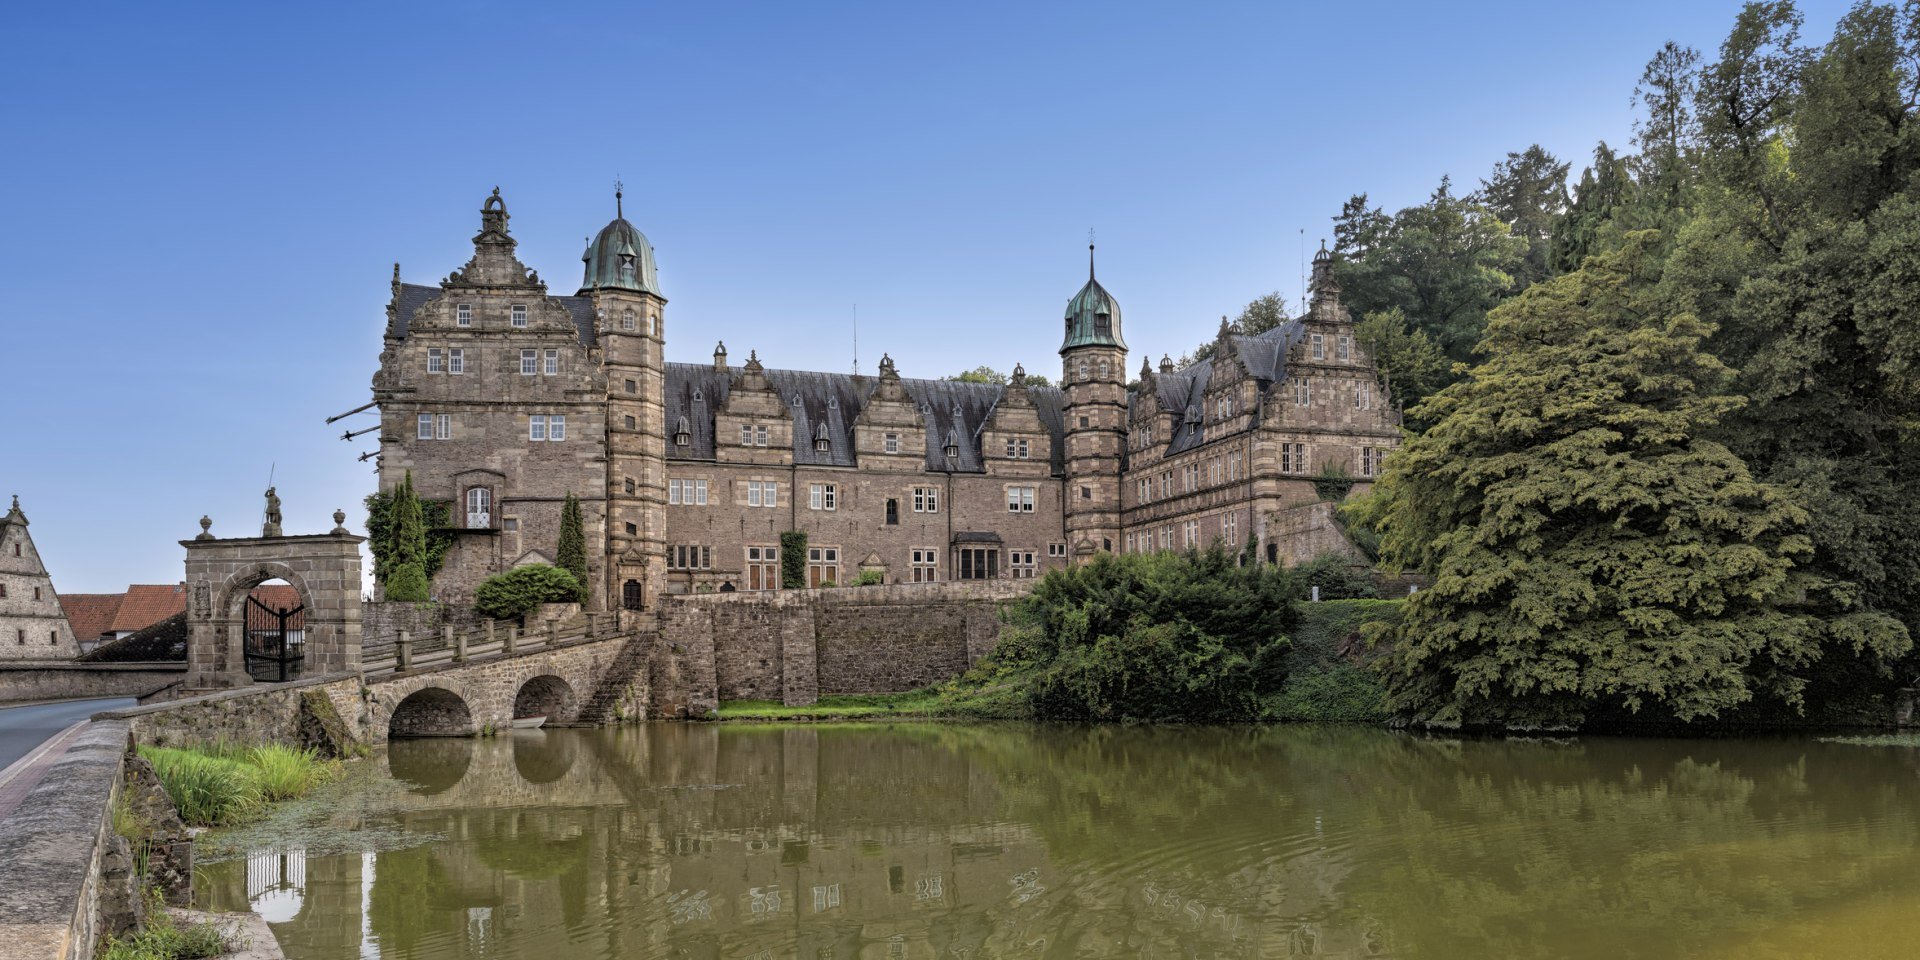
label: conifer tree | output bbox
[557,493,588,602]
[1360,234,1881,727]
[386,473,430,602]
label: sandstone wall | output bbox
[97,674,364,752]
[0,663,185,705]
[0,721,133,960]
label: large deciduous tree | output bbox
[1361,235,1898,727]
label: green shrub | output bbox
[854,569,885,586]
[1294,552,1379,600]
[557,493,589,602]
[779,531,808,589]
[1263,666,1389,723]
[385,561,429,603]
[473,564,582,622]
[98,910,225,960]
[963,546,1303,722]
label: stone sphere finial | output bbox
[331,509,350,535]
[196,515,215,541]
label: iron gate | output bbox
[244,593,305,683]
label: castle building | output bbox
[0,496,80,660]
[371,191,1401,612]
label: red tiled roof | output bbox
[110,584,188,634]
[247,584,306,629]
[60,593,125,641]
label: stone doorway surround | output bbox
[180,511,365,691]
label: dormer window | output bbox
[622,309,636,331]
[814,435,830,454]
[511,304,528,327]
[456,304,472,326]
[674,425,692,446]
[1094,314,1111,337]
[883,432,901,454]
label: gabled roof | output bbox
[1132,318,1308,457]
[665,363,1067,475]
[388,282,597,348]
[110,584,187,634]
[60,593,124,641]
[77,612,187,663]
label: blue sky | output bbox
[3,0,1856,592]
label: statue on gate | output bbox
[262,487,283,537]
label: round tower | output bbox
[1059,244,1128,560]
[584,187,669,614]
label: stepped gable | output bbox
[386,282,597,348]
[665,362,1067,475]
[1129,319,1307,457]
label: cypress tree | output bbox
[386,473,430,602]
[557,493,588,602]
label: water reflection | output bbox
[201,725,1920,959]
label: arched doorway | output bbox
[622,579,643,610]
[512,675,578,725]
[389,686,475,739]
[242,578,306,683]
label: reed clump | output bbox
[138,742,341,827]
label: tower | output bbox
[1059,245,1128,559]
[582,187,669,613]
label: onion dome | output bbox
[578,188,661,296]
[1060,243,1125,353]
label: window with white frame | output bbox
[1004,437,1030,458]
[1006,486,1035,512]
[667,478,710,505]
[912,486,938,513]
[1125,533,1136,553]
[1281,442,1309,474]
[1338,335,1351,360]
[511,304,527,327]
[1355,384,1372,410]
[1311,334,1325,359]
[1184,521,1199,548]
[1295,379,1312,405]
[745,545,779,590]
[1229,450,1242,480]
[1217,395,1232,420]
[647,314,656,336]
[456,303,472,326]
[544,349,558,375]
[529,415,547,441]
[1010,550,1038,578]
[1209,459,1222,486]
[1047,542,1067,558]
[417,414,432,440]
[1159,473,1171,498]
[1137,477,1151,503]
[622,309,635,331]
[669,545,712,570]
[520,349,536,375]
[910,548,938,582]
[747,480,777,508]
[1361,446,1383,477]
[549,415,566,440]
[883,432,901,454]
[1160,526,1173,549]
[739,424,770,447]
[807,546,840,587]
[1224,512,1238,543]
[449,348,465,374]
[1183,464,1199,491]
[809,483,836,511]
[417,414,450,440]
[427,348,444,373]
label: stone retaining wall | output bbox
[661,581,1027,706]
[0,720,134,960]
[0,662,187,705]
[96,675,364,753]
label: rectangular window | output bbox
[807,546,840,587]
[1161,527,1173,549]
[668,479,680,504]
[1337,336,1351,361]
[911,548,938,583]
[1184,464,1198,491]
[746,545,779,590]
[1006,486,1036,512]
[957,547,999,581]
[668,478,708,505]
[1048,542,1067,558]
[511,304,528,327]
[544,349,558,375]
[1125,533,1136,554]
[624,379,637,394]
[434,414,450,440]
[456,303,472,326]
[809,483,836,511]
[1137,477,1151,503]
[448,348,464,374]
[1281,442,1310,474]
[417,414,433,440]
[1295,379,1312,406]
[1361,446,1382,477]
[913,487,938,513]
[1003,437,1030,459]
[1160,473,1171,498]
[549,415,566,441]
[669,545,713,570]
[883,432,901,454]
[747,480,777,508]
[1225,513,1238,543]
[1311,333,1325,359]
[529,415,547,441]
[426,348,444,373]
[1184,521,1199,548]
[1356,384,1371,410]
[521,349,537,375]
[756,424,769,446]
[1010,550,1039,578]
[694,479,708,505]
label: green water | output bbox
[197,724,1920,959]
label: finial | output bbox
[1088,228,1097,281]
[197,515,214,540]
[615,176,624,219]
[331,509,350,535]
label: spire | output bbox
[1089,241,1096,281]
[615,177,624,220]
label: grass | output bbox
[717,690,945,720]
[139,743,342,827]
[98,908,224,960]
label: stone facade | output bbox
[179,526,366,691]
[0,663,184,705]
[0,497,79,661]
[371,194,1400,617]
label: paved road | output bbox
[0,698,134,772]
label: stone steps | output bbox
[577,614,658,724]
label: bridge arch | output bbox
[512,674,579,725]
[389,685,475,739]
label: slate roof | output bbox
[60,593,124,642]
[666,363,1068,476]
[78,612,187,663]
[389,282,597,348]
[1133,319,1308,457]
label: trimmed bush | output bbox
[780,531,808,589]
[385,562,429,603]
[474,564,582,622]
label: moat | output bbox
[197,724,1920,959]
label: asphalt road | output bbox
[0,698,135,771]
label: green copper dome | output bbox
[1060,246,1125,353]
[579,193,660,296]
